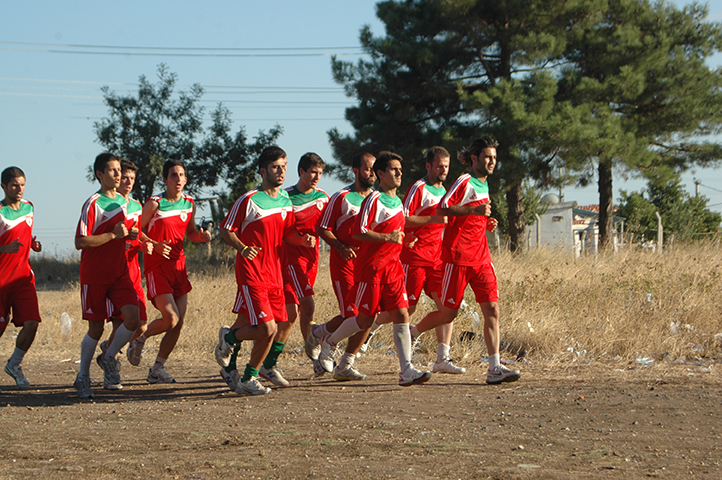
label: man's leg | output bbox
[127,293,179,367]
[145,295,186,384]
[5,320,39,389]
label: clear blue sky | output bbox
[1,1,720,256]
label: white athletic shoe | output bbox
[126,337,145,366]
[259,365,290,387]
[433,357,467,374]
[5,362,30,389]
[147,365,176,384]
[486,365,521,385]
[410,328,424,350]
[96,353,121,386]
[305,323,323,360]
[220,368,240,391]
[74,374,95,399]
[399,365,432,387]
[317,335,336,374]
[215,326,233,367]
[359,328,378,354]
[333,364,368,381]
[235,376,271,396]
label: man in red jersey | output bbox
[74,153,142,398]
[411,137,521,385]
[126,159,211,384]
[305,152,376,381]
[215,146,314,396]
[101,160,170,384]
[0,167,42,391]
[376,147,466,374]
[317,152,432,386]
[249,152,328,387]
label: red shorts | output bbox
[81,273,140,322]
[145,260,192,303]
[110,275,148,322]
[233,285,287,325]
[0,281,41,330]
[283,263,317,305]
[330,255,357,318]
[440,262,498,309]
[352,277,409,317]
[403,264,442,306]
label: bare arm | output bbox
[404,214,447,229]
[0,239,23,253]
[75,221,128,250]
[220,228,260,260]
[316,226,357,260]
[185,205,212,243]
[438,201,491,218]
[284,232,315,248]
[353,227,404,245]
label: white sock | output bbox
[7,347,26,368]
[393,323,412,374]
[369,321,383,334]
[80,334,99,377]
[153,356,167,368]
[327,317,361,345]
[489,353,500,370]
[410,324,420,339]
[136,333,147,344]
[337,352,355,370]
[318,323,330,336]
[436,343,450,363]
[106,324,133,359]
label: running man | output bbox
[0,167,42,391]
[215,146,314,396]
[411,137,520,384]
[306,152,376,381]
[317,152,432,386]
[74,153,142,398]
[377,146,465,374]
[125,159,211,384]
[255,153,329,387]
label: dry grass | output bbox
[6,243,722,371]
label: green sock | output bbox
[224,344,241,374]
[224,328,240,345]
[262,341,285,370]
[241,364,259,383]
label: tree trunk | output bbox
[506,179,526,253]
[598,158,614,248]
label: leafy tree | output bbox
[561,0,722,246]
[617,179,721,241]
[94,64,282,216]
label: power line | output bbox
[0,40,363,52]
[1,46,363,58]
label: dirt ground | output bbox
[1,355,721,480]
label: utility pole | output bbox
[694,179,700,198]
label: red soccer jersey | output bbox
[143,194,194,273]
[400,177,446,267]
[125,198,143,285]
[0,200,35,292]
[317,185,367,268]
[282,186,329,272]
[440,173,492,267]
[352,191,405,284]
[76,192,132,285]
[222,188,296,288]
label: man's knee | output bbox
[22,320,39,334]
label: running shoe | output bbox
[333,364,368,381]
[74,374,95,399]
[235,376,271,396]
[359,328,378,354]
[433,357,467,374]
[317,335,336,374]
[305,323,323,360]
[4,362,30,389]
[96,353,121,385]
[486,365,521,385]
[126,337,145,366]
[147,365,176,384]
[215,326,233,367]
[220,368,241,391]
[259,365,290,387]
[399,365,432,387]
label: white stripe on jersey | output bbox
[440,174,470,209]
[403,179,425,217]
[319,186,351,230]
[358,191,381,234]
[223,189,257,230]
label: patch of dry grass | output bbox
[5,243,722,371]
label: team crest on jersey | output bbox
[26,216,33,227]
[281,210,287,220]
[180,211,188,222]
[316,200,324,210]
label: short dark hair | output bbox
[423,146,450,166]
[1,166,25,185]
[373,151,403,176]
[162,159,185,179]
[94,153,121,181]
[258,146,287,171]
[120,159,138,173]
[351,152,374,170]
[298,152,325,174]
[458,137,499,166]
